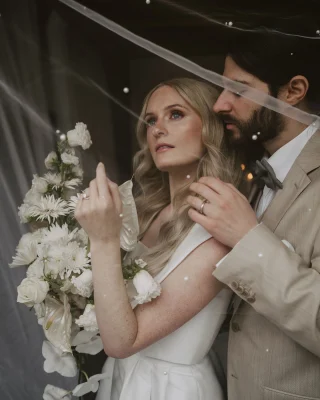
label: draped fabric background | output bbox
[0,1,230,398]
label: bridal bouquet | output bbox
[9,123,161,399]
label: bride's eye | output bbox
[170,110,184,120]
[146,117,156,126]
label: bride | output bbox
[75,78,242,400]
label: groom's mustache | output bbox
[219,114,240,127]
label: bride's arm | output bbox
[75,163,228,359]
[92,237,227,359]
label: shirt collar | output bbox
[267,124,318,183]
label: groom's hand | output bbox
[187,177,258,248]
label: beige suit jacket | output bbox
[213,130,320,400]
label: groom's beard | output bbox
[223,106,285,147]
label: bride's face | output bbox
[145,86,205,173]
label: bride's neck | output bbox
[168,166,197,203]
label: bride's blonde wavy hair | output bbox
[133,78,243,276]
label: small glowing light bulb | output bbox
[123,87,130,94]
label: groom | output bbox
[188,32,320,399]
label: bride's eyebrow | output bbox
[145,104,188,118]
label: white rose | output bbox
[75,304,98,332]
[133,270,161,305]
[32,174,48,193]
[67,122,92,150]
[44,151,58,170]
[71,269,93,298]
[61,152,79,166]
[17,277,49,307]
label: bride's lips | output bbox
[155,143,175,153]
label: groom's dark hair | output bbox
[227,30,320,112]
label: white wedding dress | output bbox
[96,223,232,400]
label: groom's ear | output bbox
[278,75,309,107]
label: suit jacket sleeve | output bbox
[213,223,320,357]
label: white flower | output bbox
[18,203,34,223]
[67,122,92,150]
[44,172,62,189]
[72,330,103,355]
[72,373,108,397]
[26,258,44,278]
[62,241,90,278]
[43,384,71,400]
[17,277,49,307]
[133,270,161,305]
[34,302,46,325]
[42,223,75,244]
[28,195,69,223]
[37,243,67,279]
[135,258,147,268]
[71,270,93,298]
[75,304,98,331]
[74,228,88,246]
[72,165,83,178]
[61,152,79,166]
[32,174,48,193]
[42,341,77,378]
[24,187,43,205]
[44,151,58,170]
[10,242,37,267]
[64,178,81,190]
[68,193,81,213]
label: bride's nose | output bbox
[152,122,168,138]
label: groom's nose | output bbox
[213,90,233,114]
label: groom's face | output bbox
[213,56,284,146]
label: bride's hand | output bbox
[75,163,123,245]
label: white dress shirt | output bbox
[216,123,318,267]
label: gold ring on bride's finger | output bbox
[199,199,208,215]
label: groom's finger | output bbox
[189,182,220,203]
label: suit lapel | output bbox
[232,130,320,316]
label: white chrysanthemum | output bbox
[62,241,90,278]
[43,172,62,189]
[64,178,81,190]
[26,258,44,278]
[67,122,92,150]
[68,193,81,213]
[75,304,98,332]
[10,242,38,267]
[28,195,69,223]
[42,223,76,244]
[17,232,37,250]
[74,228,88,246]
[72,165,84,178]
[44,151,58,170]
[23,190,41,208]
[71,269,93,298]
[32,174,48,193]
[37,243,66,279]
[61,152,79,166]
[18,203,33,223]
